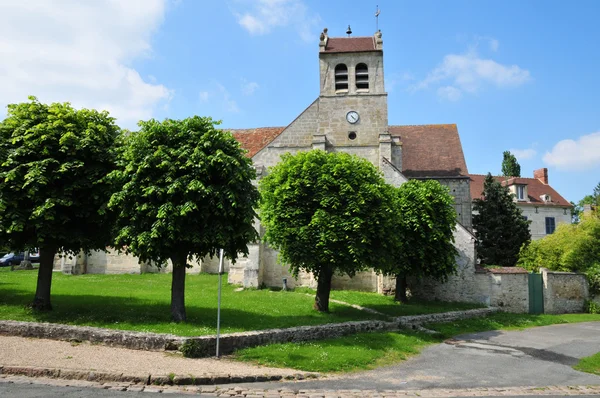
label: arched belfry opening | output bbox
[355,63,369,90]
[335,64,348,91]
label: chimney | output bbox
[534,168,548,185]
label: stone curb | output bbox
[0,365,319,386]
[0,308,498,358]
[2,374,600,397]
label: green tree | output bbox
[501,150,521,177]
[473,173,531,266]
[376,180,458,302]
[259,150,395,312]
[0,96,121,310]
[109,117,259,322]
[572,182,600,223]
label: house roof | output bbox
[389,124,469,178]
[323,37,378,53]
[469,174,572,207]
[228,127,285,158]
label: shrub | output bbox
[518,215,600,291]
[585,300,600,314]
[586,264,600,296]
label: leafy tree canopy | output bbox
[501,150,521,177]
[518,213,600,294]
[571,182,600,223]
[0,96,121,309]
[108,116,259,321]
[473,173,531,267]
[376,180,458,301]
[259,150,396,311]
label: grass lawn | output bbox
[235,312,600,373]
[574,352,600,376]
[0,268,476,336]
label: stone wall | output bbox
[53,249,216,276]
[0,308,497,358]
[541,268,588,314]
[419,177,472,230]
[410,223,479,303]
[478,270,529,313]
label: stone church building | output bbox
[55,29,481,300]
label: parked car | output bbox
[0,252,41,267]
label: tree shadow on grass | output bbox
[0,285,381,337]
[357,299,484,317]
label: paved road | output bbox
[234,322,600,391]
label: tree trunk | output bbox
[314,267,333,312]
[170,253,187,323]
[31,246,57,311]
[394,274,408,303]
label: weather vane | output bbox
[375,5,381,32]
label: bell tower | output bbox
[316,28,389,164]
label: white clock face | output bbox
[346,111,359,124]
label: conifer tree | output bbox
[473,173,531,266]
[501,151,521,177]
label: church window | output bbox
[355,63,369,90]
[335,64,348,91]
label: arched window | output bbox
[334,64,348,91]
[355,63,369,90]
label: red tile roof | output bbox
[389,124,469,178]
[323,37,378,53]
[469,174,572,207]
[228,127,285,158]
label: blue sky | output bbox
[0,0,598,202]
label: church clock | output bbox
[346,111,359,124]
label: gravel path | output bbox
[0,335,299,378]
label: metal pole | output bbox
[216,249,224,358]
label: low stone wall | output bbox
[0,308,497,358]
[541,268,589,314]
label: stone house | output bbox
[469,168,572,240]
[55,29,478,296]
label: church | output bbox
[55,29,479,301]
[224,28,476,294]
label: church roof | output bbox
[228,127,285,158]
[389,124,469,178]
[323,37,379,53]
[226,123,470,179]
[469,174,571,207]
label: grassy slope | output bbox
[0,269,478,336]
[0,269,384,336]
[574,352,600,376]
[236,313,600,373]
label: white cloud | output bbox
[232,0,321,42]
[543,132,600,171]
[199,91,210,102]
[437,86,462,102]
[510,148,537,160]
[215,83,240,113]
[241,80,260,96]
[411,50,531,101]
[0,0,172,129]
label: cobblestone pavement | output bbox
[2,375,600,397]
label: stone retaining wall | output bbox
[0,308,497,358]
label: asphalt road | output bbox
[234,321,600,391]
